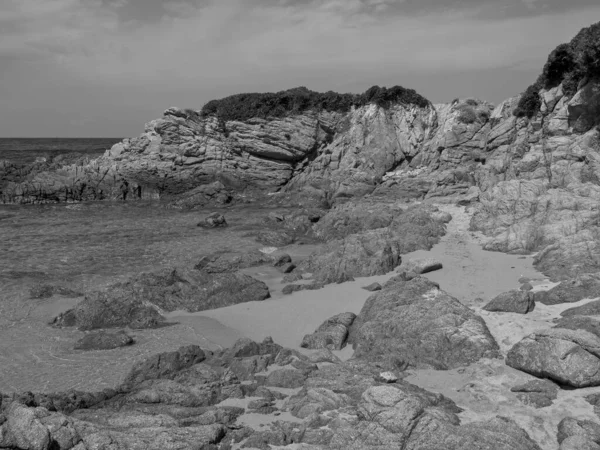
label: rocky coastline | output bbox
[2,21,600,450]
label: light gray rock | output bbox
[506,328,600,387]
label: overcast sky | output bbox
[1,0,599,137]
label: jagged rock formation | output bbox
[51,268,270,330]
[0,337,542,450]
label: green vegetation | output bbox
[514,21,600,118]
[200,85,430,123]
[457,105,477,124]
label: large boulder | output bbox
[51,268,270,330]
[349,277,500,369]
[483,290,536,314]
[506,328,600,387]
[301,312,357,350]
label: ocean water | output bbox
[0,137,124,165]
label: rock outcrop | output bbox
[0,337,542,450]
[51,268,270,330]
[349,276,500,369]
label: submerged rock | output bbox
[195,249,291,273]
[198,212,227,228]
[52,268,270,330]
[74,331,134,351]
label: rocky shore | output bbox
[2,20,600,450]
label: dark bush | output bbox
[200,85,430,123]
[514,21,600,118]
[456,105,477,124]
[514,82,542,119]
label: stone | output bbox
[397,257,443,275]
[483,290,536,314]
[282,283,323,295]
[51,268,270,330]
[198,212,227,228]
[265,369,309,389]
[195,250,291,273]
[557,417,600,445]
[122,345,206,387]
[362,282,382,292]
[510,379,559,408]
[29,284,82,299]
[520,282,534,291]
[277,263,296,274]
[350,277,500,369]
[561,299,600,318]
[2,403,51,450]
[300,312,357,350]
[74,331,134,351]
[255,230,296,247]
[534,273,600,305]
[375,371,399,383]
[506,328,600,387]
[306,349,342,364]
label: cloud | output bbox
[1,0,600,136]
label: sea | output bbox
[0,137,124,165]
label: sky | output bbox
[0,0,599,137]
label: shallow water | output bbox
[0,200,286,393]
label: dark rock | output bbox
[362,282,382,292]
[301,312,357,350]
[483,290,536,314]
[198,212,227,228]
[510,379,559,408]
[52,268,270,330]
[195,250,291,273]
[535,273,600,305]
[282,272,303,283]
[561,299,600,318]
[265,368,309,388]
[506,328,600,387]
[29,284,82,299]
[282,283,323,295]
[74,331,134,351]
[520,282,534,291]
[277,262,296,274]
[350,277,500,369]
[306,348,342,364]
[122,345,206,388]
[255,230,296,246]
